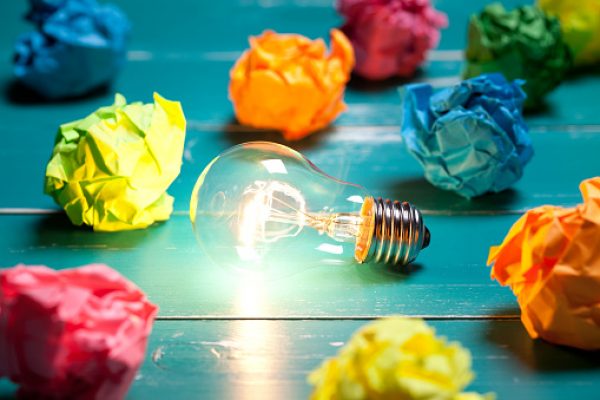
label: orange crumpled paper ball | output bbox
[488,177,600,350]
[229,29,355,141]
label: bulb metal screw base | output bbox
[365,197,430,266]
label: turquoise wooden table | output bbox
[1,0,600,398]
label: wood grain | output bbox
[0,0,599,398]
[0,213,520,317]
[3,319,599,400]
[0,126,598,213]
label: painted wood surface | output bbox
[0,127,598,213]
[0,1,599,136]
[2,320,599,399]
[0,0,599,398]
[0,213,522,317]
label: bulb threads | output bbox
[364,197,429,266]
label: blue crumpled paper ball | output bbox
[14,0,130,99]
[26,0,94,26]
[401,73,534,198]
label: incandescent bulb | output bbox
[190,142,430,276]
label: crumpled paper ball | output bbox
[401,73,533,198]
[26,0,94,26]
[229,29,354,141]
[538,0,600,66]
[464,3,572,108]
[308,317,493,400]
[13,0,130,99]
[0,264,157,399]
[488,177,600,350]
[338,0,447,80]
[44,92,186,231]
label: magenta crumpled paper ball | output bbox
[0,264,157,400]
[338,0,448,80]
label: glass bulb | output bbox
[190,142,430,276]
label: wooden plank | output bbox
[342,71,600,128]
[0,126,598,213]
[1,0,599,129]
[116,0,529,53]
[0,58,461,128]
[0,0,531,53]
[0,213,521,317]
[2,56,600,128]
[3,319,599,399]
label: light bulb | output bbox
[190,142,430,276]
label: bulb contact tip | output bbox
[422,227,431,249]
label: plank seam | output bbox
[186,122,600,133]
[0,209,532,216]
[125,49,465,63]
[0,209,61,215]
[154,315,520,321]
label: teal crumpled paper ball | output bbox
[401,73,534,198]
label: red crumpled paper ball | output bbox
[338,0,448,80]
[0,264,158,399]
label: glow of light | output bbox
[229,280,285,399]
[261,159,288,174]
[235,277,265,317]
[235,246,261,262]
[346,195,364,204]
[236,180,307,251]
[316,243,344,255]
[238,190,268,247]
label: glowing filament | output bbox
[236,180,366,249]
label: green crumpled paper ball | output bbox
[44,93,186,231]
[464,3,572,108]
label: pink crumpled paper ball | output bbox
[338,0,448,80]
[0,264,158,399]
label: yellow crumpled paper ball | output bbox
[229,29,354,141]
[538,0,600,65]
[308,317,494,400]
[44,93,186,231]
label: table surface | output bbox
[1,0,600,399]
